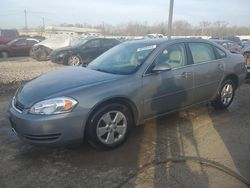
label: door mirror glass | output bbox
[152,63,171,73]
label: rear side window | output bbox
[214,47,226,59]
[188,43,215,64]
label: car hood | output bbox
[34,35,76,50]
[51,46,76,55]
[16,67,123,107]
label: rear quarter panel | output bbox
[223,53,247,86]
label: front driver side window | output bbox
[13,39,27,46]
[153,43,187,69]
[84,40,100,49]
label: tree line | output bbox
[60,20,250,37]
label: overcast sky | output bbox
[0,0,249,28]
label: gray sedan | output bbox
[9,38,247,149]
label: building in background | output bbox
[18,25,101,38]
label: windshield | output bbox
[87,42,157,75]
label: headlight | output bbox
[29,97,78,115]
[58,52,67,58]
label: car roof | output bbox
[90,37,119,40]
[209,39,233,43]
[124,38,217,46]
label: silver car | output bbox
[9,38,247,149]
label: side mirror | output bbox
[152,63,171,73]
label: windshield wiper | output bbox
[93,68,116,74]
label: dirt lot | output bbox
[0,57,250,188]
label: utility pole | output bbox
[24,9,28,35]
[167,0,174,39]
[42,17,45,35]
[102,21,105,37]
[42,17,45,30]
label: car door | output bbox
[188,42,225,103]
[142,43,194,119]
[80,39,102,64]
[10,39,27,56]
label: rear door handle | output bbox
[218,64,224,71]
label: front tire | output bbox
[212,79,235,109]
[67,55,82,66]
[86,103,133,149]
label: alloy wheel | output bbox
[68,55,81,66]
[221,83,233,106]
[96,111,127,145]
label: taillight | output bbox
[244,55,248,65]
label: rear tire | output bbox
[86,103,133,149]
[211,79,235,109]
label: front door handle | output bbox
[177,72,192,79]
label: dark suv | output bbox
[49,38,120,66]
[0,29,19,44]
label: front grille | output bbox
[23,133,61,141]
[15,100,25,112]
[12,98,25,113]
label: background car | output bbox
[30,34,78,61]
[0,38,40,58]
[0,29,19,44]
[210,39,242,53]
[242,45,250,78]
[223,36,242,46]
[48,38,120,66]
[9,38,247,149]
[242,39,250,47]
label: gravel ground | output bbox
[0,57,250,187]
[0,57,62,94]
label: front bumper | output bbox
[8,106,88,146]
[49,54,67,64]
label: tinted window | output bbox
[189,43,215,64]
[27,39,38,46]
[102,39,118,47]
[153,43,187,69]
[13,39,27,46]
[84,39,101,48]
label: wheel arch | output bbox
[224,74,239,89]
[84,97,139,136]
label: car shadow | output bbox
[208,83,250,181]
